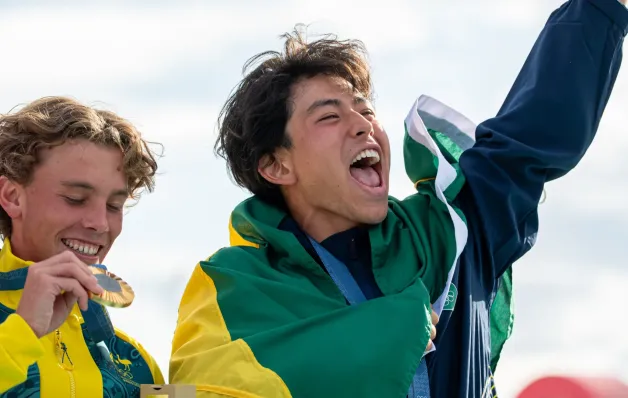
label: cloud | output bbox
[0,0,432,98]
[495,263,628,397]
[2,0,560,104]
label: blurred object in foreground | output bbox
[140,384,195,397]
[517,376,628,398]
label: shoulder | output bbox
[201,245,268,274]
[201,217,273,276]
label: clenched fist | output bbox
[16,251,104,338]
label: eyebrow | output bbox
[306,96,368,115]
[60,181,128,198]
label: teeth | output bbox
[62,239,100,256]
[351,149,380,166]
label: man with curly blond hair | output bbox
[0,97,164,397]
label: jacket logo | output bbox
[110,353,135,381]
[443,283,457,311]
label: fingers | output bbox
[33,254,103,295]
[427,321,436,351]
[431,309,439,326]
[426,340,433,351]
[53,262,103,295]
[47,251,95,280]
[55,277,90,311]
[62,292,84,312]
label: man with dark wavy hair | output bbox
[0,96,164,397]
[170,1,628,397]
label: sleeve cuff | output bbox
[587,0,628,35]
[1,313,45,368]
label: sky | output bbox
[1,1,627,397]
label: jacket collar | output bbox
[0,238,32,273]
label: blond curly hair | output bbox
[0,96,160,238]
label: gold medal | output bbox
[88,266,135,308]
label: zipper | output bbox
[55,330,76,398]
[66,370,76,398]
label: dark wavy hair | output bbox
[215,25,373,204]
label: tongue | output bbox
[350,166,381,187]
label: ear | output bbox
[257,148,297,187]
[0,176,23,221]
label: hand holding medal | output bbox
[88,264,135,308]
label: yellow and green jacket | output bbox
[0,239,164,397]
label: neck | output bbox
[283,197,359,242]
[7,231,35,263]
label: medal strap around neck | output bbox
[307,236,431,398]
[307,236,366,305]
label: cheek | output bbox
[26,195,74,230]
[292,141,328,172]
[295,149,343,181]
[376,127,390,146]
[376,130,391,157]
[107,213,123,239]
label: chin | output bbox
[358,203,389,225]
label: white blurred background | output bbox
[1,1,626,396]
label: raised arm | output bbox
[459,0,628,277]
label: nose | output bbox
[350,110,374,138]
[82,202,110,233]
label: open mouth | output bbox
[61,238,102,258]
[349,149,383,188]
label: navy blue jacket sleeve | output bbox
[458,0,628,279]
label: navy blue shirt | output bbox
[284,1,628,396]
